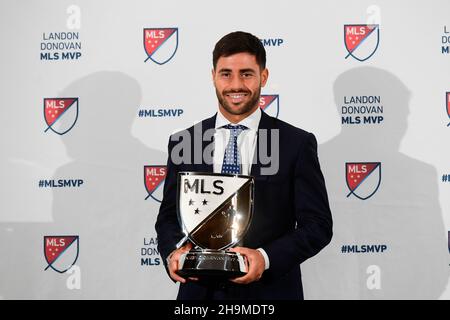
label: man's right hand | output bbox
[167,242,198,283]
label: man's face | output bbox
[212,52,268,118]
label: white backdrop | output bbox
[1,0,449,299]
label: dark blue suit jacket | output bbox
[155,110,333,300]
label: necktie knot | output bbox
[221,124,248,137]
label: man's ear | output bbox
[261,68,269,87]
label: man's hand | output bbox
[167,242,198,283]
[228,247,265,284]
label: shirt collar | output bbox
[215,107,261,131]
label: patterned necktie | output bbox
[221,124,248,174]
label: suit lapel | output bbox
[196,113,216,173]
[251,110,276,179]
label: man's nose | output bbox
[229,74,245,90]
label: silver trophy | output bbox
[176,172,254,278]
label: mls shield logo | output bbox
[44,98,79,135]
[344,24,380,61]
[446,92,450,126]
[178,173,254,249]
[259,94,279,118]
[144,165,167,202]
[143,28,178,65]
[44,236,79,273]
[346,162,381,200]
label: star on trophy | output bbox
[176,172,254,278]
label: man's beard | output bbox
[215,87,261,116]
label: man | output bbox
[155,31,332,300]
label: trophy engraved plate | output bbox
[176,172,254,278]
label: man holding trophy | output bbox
[155,31,333,300]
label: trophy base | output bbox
[177,250,247,278]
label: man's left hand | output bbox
[228,247,265,284]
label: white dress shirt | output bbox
[213,107,270,271]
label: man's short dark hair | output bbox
[213,31,266,70]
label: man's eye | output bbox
[242,73,253,78]
[221,73,230,78]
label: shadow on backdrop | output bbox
[0,71,174,299]
[302,66,449,299]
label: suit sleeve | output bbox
[262,133,333,278]
[155,136,185,272]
